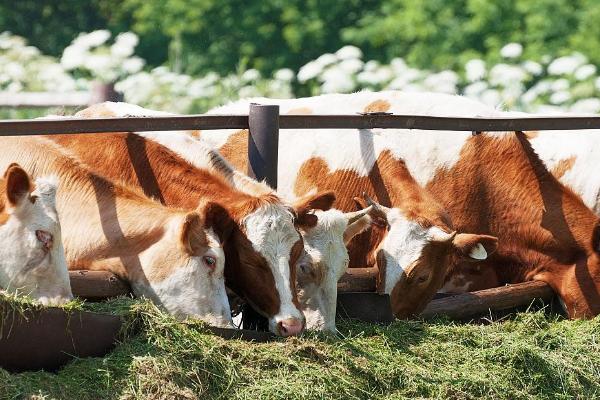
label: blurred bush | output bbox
[3,0,600,77]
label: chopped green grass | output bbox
[1,297,599,400]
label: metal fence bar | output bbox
[3,114,600,136]
[243,103,280,330]
[248,103,280,188]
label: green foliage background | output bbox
[2,0,600,75]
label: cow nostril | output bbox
[277,318,304,337]
[278,321,288,336]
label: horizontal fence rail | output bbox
[3,114,600,136]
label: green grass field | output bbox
[1,296,599,400]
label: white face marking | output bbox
[0,175,73,305]
[242,204,305,331]
[378,209,450,294]
[138,220,233,328]
[297,209,350,332]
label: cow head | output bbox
[139,201,234,327]
[296,199,372,332]
[357,194,498,318]
[0,164,73,305]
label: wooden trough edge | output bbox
[69,270,557,321]
[419,280,555,320]
[69,268,377,299]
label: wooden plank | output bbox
[69,270,130,299]
[420,281,555,320]
[337,267,377,292]
[0,92,90,108]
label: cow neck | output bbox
[426,132,598,280]
[3,137,173,279]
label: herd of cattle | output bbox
[1,90,600,337]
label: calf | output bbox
[0,137,233,327]
[205,90,600,319]
[0,164,72,305]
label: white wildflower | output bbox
[500,43,523,59]
[551,78,570,92]
[465,59,486,82]
[338,58,364,74]
[122,57,145,74]
[570,98,600,114]
[390,58,407,74]
[239,85,260,98]
[114,32,138,49]
[297,61,322,82]
[479,89,501,107]
[547,54,586,75]
[241,69,260,82]
[374,66,394,84]
[274,68,294,81]
[61,45,86,69]
[75,30,111,49]
[463,81,488,97]
[335,45,362,60]
[315,53,337,68]
[363,60,380,72]
[522,60,543,76]
[549,91,571,104]
[574,64,597,81]
[489,64,526,86]
[356,70,380,86]
[321,68,355,93]
[424,70,458,93]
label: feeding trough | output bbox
[0,299,123,372]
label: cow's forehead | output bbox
[242,204,299,250]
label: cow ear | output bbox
[198,201,234,244]
[180,212,208,255]
[293,190,336,228]
[453,233,498,261]
[591,221,600,254]
[4,164,32,207]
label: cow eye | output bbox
[29,195,38,204]
[202,255,216,269]
[299,262,312,274]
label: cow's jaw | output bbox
[136,223,233,328]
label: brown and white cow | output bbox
[0,136,233,327]
[208,91,600,319]
[70,102,373,332]
[47,131,331,336]
[0,164,73,305]
[196,94,496,319]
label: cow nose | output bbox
[277,318,304,337]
